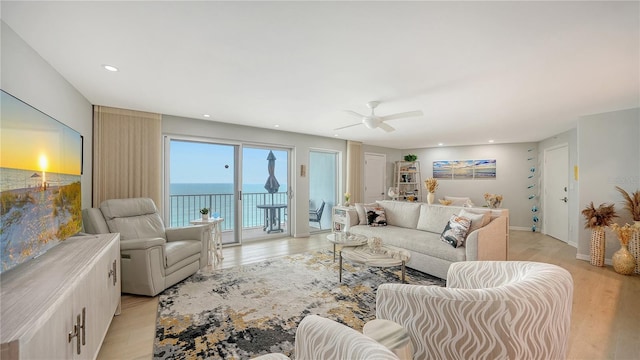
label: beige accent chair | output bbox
[82,197,207,296]
[252,315,399,360]
[376,261,574,360]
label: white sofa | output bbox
[346,201,509,279]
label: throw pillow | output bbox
[459,209,491,235]
[355,203,378,225]
[440,215,471,248]
[364,206,387,227]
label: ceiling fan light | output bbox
[363,117,377,129]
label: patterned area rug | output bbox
[154,250,444,359]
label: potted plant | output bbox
[404,154,418,162]
[615,186,640,273]
[424,178,438,204]
[581,202,617,266]
[200,207,209,221]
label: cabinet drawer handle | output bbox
[108,259,117,286]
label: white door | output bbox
[544,145,569,242]
[364,153,386,203]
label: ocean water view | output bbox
[169,183,289,230]
[0,167,79,192]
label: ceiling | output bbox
[2,1,638,149]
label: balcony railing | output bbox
[169,192,288,231]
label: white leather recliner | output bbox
[82,197,207,296]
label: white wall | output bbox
[577,108,640,261]
[162,115,347,237]
[405,143,537,228]
[1,21,93,209]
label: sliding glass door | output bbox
[241,146,290,242]
[309,150,338,232]
[165,138,240,245]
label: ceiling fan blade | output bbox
[344,110,366,119]
[333,122,362,131]
[378,122,395,132]
[380,110,424,121]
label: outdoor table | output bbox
[257,204,287,233]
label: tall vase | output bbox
[427,192,435,205]
[589,227,605,267]
[612,244,636,275]
[630,221,640,274]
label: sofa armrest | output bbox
[465,215,508,261]
[166,225,207,242]
[120,237,166,251]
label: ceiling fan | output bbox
[334,101,424,132]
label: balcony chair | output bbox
[82,197,208,296]
[376,261,574,360]
[252,315,398,360]
[308,200,325,229]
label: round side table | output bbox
[362,319,413,360]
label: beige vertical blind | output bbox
[92,106,162,207]
[346,140,363,203]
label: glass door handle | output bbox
[560,197,568,202]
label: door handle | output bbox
[560,197,568,203]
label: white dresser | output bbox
[1,233,121,359]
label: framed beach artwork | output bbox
[0,90,82,274]
[433,159,496,179]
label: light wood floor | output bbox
[97,231,639,360]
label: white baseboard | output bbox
[576,253,612,265]
[510,226,532,231]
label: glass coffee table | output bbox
[339,245,411,283]
[326,232,368,262]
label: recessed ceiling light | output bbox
[488,139,495,143]
[438,143,444,146]
[274,124,280,128]
[203,114,210,118]
[102,64,118,72]
[334,134,339,137]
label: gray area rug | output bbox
[154,249,445,359]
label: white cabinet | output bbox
[331,205,352,233]
[394,161,422,202]
[1,233,121,359]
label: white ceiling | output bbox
[2,1,638,149]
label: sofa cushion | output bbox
[364,206,387,226]
[376,200,421,228]
[355,203,378,225]
[459,208,491,235]
[417,205,458,233]
[440,215,471,248]
[348,225,466,262]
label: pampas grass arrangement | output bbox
[424,178,438,193]
[615,186,640,221]
[581,202,617,229]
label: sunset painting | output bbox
[433,159,496,179]
[0,90,82,274]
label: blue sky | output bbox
[170,140,288,185]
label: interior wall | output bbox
[1,21,93,209]
[577,108,640,262]
[404,143,537,228]
[162,115,347,237]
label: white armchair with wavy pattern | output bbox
[376,261,573,360]
[253,315,399,360]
